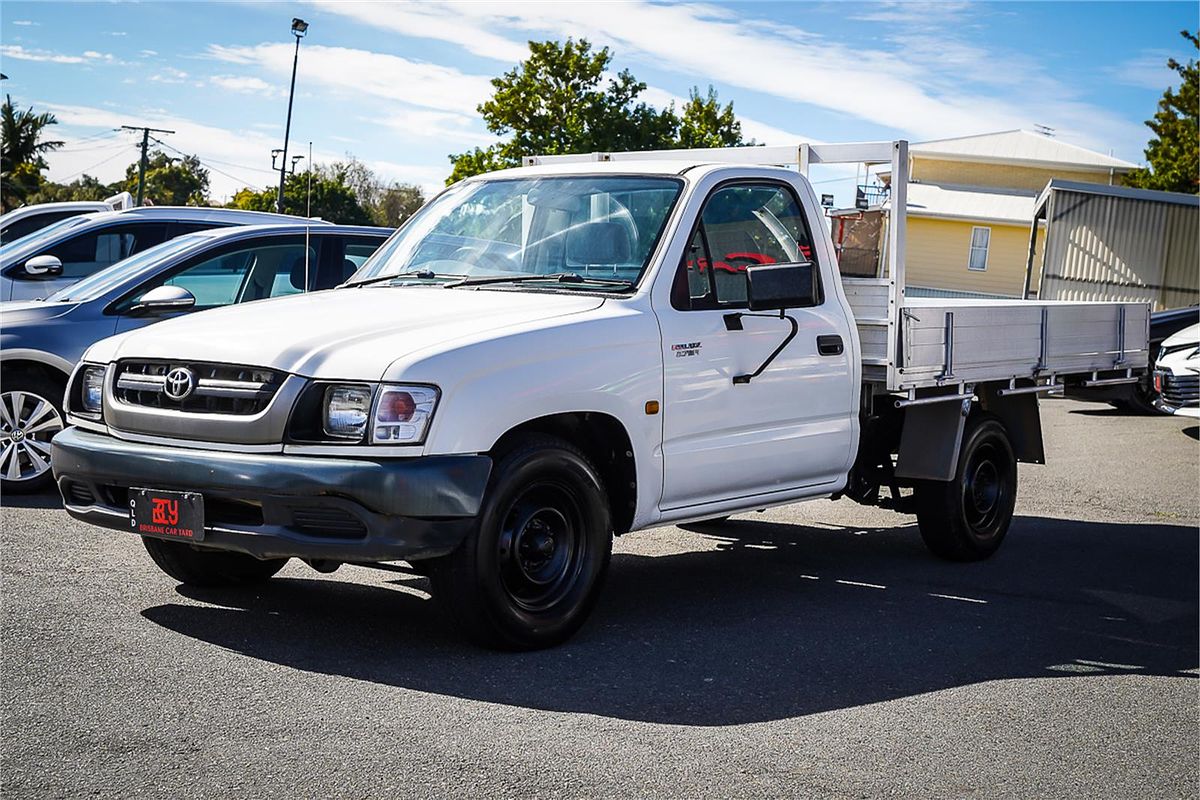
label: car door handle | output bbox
[817,334,843,356]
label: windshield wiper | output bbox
[444,272,634,289]
[341,269,455,289]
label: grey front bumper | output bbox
[52,427,492,562]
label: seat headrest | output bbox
[565,221,631,267]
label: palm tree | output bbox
[1,95,64,210]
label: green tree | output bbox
[1,95,64,210]
[119,151,209,206]
[448,39,746,184]
[1125,30,1198,194]
[372,182,425,227]
[27,174,120,204]
[677,86,745,148]
[227,167,372,225]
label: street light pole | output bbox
[276,18,308,214]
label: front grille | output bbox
[1161,373,1199,406]
[290,507,369,540]
[114,361,283,415]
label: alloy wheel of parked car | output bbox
[0,377,65,493]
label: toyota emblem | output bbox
[163,367,196,401]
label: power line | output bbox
[121,125,175,205]
[147,136,266,191]
[54,144,139,183]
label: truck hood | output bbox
[85,287,606,378]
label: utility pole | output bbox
[121,125,175,205]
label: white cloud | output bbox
[311,0,1145,159]
[11,20,37,26]
[140,49,158,57]
[309,0,527,63]
[0,45,86,64]
[1108,51,1178,91]
[210,75,277,96]
[149,66,190,85]
[107,31,127,37]
[207,43,493,115]
[378,109,494,146]
[40,102,449,200]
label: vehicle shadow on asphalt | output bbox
[141,516,1199,726]
[1,490,63,510]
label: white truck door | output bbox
[656,180,856,510]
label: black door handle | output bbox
[817,334,843,356]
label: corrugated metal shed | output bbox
[1028,179,1199,310]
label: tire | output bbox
[142,537,288,587]
[429,434,613,650]
[1,372,66,494]
[914,414,1017,562]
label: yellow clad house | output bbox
[878,130,1137,298]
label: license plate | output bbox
[129,488,205,542]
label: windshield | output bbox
[348,175,683,291]
[0,213,93,259]
[46,233,211,302]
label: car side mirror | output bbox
[745,261,818,312]
[129,285,196,316]
[23,254,63,278]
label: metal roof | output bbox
[1034,178,1200,215]
[903,182,1036,225]
[911,130,1137,171]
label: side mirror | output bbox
[23,254,63,278]
[746,261,818,312]
[129,285,196,316]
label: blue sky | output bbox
[1,1,1193,203]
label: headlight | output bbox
[81,365,105,414]
[323,385,372,439]
[372,385,438,444]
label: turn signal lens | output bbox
[373,386,437,444]
[82,366,105,414]
[323,385,372,439]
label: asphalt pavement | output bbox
[2,398,1197,798]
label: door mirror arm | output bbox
[725,309,799,385]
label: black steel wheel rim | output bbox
[961,441,1009,534]
[496,481,586,613]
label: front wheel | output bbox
[142,537,288,586]
[914,414,1016,561]
[429,435,613,650]
[0,372,65,494]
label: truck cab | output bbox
[50,142,1149,649]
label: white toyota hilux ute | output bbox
[51,141,1150,649]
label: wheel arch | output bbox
[488,411,637,535]
[0,353,73,394]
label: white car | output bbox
[0,193,133,244]
[50,140,1151,649]
[1153,323,1199,417]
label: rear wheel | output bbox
[0,372,65,494]
[142,537,288,586]
[914,414,1016,561]
[429,434,612,650]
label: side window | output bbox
[968,226,990,271]
[45,223,168,278]
[145,239,314,309]
[673,183,818,311]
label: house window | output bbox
[967,226,990,271]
